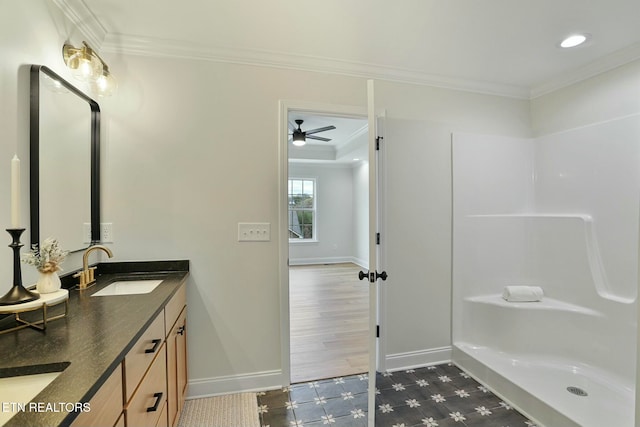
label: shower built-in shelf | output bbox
[464,213,634,304]
[465,294,603,317]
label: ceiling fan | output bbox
[289,119,336,146]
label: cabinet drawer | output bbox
[164,283,186,334]
[71,364,123,427]
[125,311,165,402]
[155,399,168,427]
[126,343,167,427]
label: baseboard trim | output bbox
[187,369,283,399]
[384,346,452,372]
[289,256,367,268]
[186,348,453,398]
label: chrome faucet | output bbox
[74,245,114,289]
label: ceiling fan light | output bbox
[292,133,306,146]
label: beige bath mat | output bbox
[177,392,260,427]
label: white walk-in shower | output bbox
[452,115,640,427]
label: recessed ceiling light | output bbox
[560,34,589,48]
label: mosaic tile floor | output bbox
[258,363,538,426]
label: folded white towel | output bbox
[502,286,544,302]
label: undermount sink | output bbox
[92,279,164,297]
[0,363,68,425]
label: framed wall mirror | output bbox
[29,64,101,252]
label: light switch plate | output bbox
[238,222,270,242]
[101,223,113,243]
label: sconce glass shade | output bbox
[66,49,103,82]
[94,70,117,97]
[63,42,117,97]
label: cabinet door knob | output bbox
[177,326,185,336]
[145,339,162,354]
[146,392,163,412]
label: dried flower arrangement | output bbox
[21,237,68,273]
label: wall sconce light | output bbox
[63,41,117,97]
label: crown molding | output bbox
[51,0,107,49]
[100,34,640,101]
[101,34,532,99]
[336,124,368,149]
[530,42,640,99]
[335,125,368,155]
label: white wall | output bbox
[352,160,369,267]
[288,163,357,265]
[531,60,640,136]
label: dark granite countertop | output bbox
[0,260,189,427]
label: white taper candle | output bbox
[11,155,20,228]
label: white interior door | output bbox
[376,117,453,372]
[365,79,383,427]
[364,81,454,425]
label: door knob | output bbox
[358,270,388,281]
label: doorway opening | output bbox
[286,109,370,384]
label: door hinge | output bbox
[376,325,380,338]
[376,233,380,245]
[376,136,383,150]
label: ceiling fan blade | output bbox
[306,135,332,142]
[305,125,336,135]
[288,120,297,131]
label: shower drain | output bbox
[567,386,588,397]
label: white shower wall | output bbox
[454,115,640,303]
[534,116,640,301]
[452,114,640,426]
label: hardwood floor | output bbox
[289,263,369,384]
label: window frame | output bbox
[288,177,317,243]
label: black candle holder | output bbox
[0,228,40,306]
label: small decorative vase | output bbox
[36,271,61,294]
